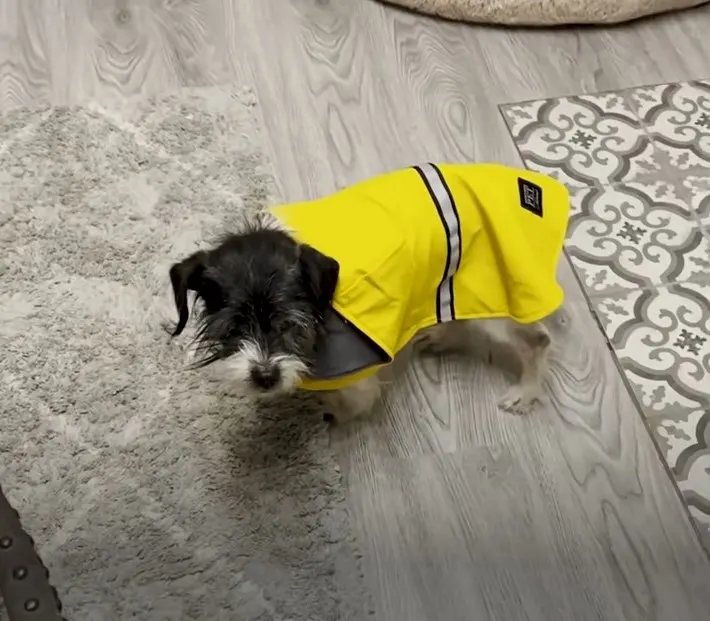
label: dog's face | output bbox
[168,220,339,397]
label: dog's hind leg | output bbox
[481,319,551,416]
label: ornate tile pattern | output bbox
[594,282,710,417]
[502,80,710,555]
[501,92,660,188]
[628,81,710,172]
[683,175,710,225]
[650,409,710,551]
[566,182,710,294]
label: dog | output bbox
[167,163,568,423]
[167,223,552,424]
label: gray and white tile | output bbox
[505,81,710,558]
[566,181,710,294]
[650,409,710,553]
[594,282,710,417]
[682,175,710,225]
[629,81,710,172]
[501,92,660,188]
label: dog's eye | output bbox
[274,316,302,333]
[274,318,294,331]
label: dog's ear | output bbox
[298,244,340,314]
[168,251,207,337]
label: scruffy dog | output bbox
[168,164,568,423]
[168,224,552,423]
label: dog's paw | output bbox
[498,385,544,416]
[327,410,368,426]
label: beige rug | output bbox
[378,0,708,25]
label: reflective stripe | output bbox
[413,163,463,323]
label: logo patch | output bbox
[517,178,543,217]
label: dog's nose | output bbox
[250,365,281,390]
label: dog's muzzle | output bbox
[249,364,282,390]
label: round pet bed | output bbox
[378,0,709,26]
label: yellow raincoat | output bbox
[269,163,570,391]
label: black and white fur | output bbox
[168,212,553,423]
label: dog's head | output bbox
[168,215,339,396]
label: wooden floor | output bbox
[4,0,710,619]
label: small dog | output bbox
[167,211,553,423]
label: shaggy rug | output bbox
[0,86,368,620]
[378,0,708,25]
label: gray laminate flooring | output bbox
[3,1,710,619]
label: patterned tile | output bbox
[504,82,710,555]
[650,409,710,552]
[501,92,660,188]
[629,81,710,172]
[682,175,710,225]
[594,282,710,417]
[566,181,710,294]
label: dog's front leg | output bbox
[321,375,382,424]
